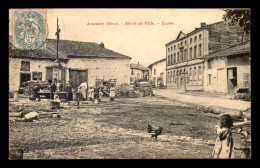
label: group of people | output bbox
[78,80,115,103]
[32,79,115,103]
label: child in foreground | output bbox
[212,114,234,159]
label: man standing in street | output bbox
[78,80,88,101]
[50,80,57,100]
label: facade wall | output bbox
[165,21,248,91]
[227,55,251,87]
[9,57,131,92]
[203,54,250,93]
[9,58,68,92]
[150,60,166,87]
[166,28,207,90]
[203,57,227,92]
[68,57,131,87]
[166,61,204,90]
[131,69,144,80]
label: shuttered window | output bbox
[21,61,30,71]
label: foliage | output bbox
[222,9,251,34]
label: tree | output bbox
[222,9,251,34]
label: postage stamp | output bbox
[13,10,47,50]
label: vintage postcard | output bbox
[9,8,251,159]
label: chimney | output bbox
[201,22,206,28]
[99,42,104,48]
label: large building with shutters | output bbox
[9,39,131,92]
[165,21,249,91]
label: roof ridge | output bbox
[47,38,98,44]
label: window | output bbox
[199,34,202,40]
[171,54,173,65]
[181,42,183,46]
[180,51,183,62]
[177,52,179,63]
[170,71,172,82]
[189,47,192,60]
[193,67,197,81]
[154,69,156,75]
[131,69,134,75]
[184,49,187,61]
[178,43,180,48]
[243,73,250,87]
[184,40,187,45]
[208,59,213,69]
[198,66,202,80]
[190,38,192,44]
[168,47,170,52]
[171,46,172,51]
[168,55,170,65]
[167,72,170,83]
[137,73,140,79]
[169,55,171,65]
[189,68,192,81]
[20,73,31,84]
[32,72,42,81]
[194,36,197,42]
[173,71,175,82]
[208,74,212,85]
[194,46,197,58]
[21,61,30,71]
[174,45,176,50]
[174,53,176,64]
[198,44,202,57]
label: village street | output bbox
[9,91,250,159]
[153,89,251,112]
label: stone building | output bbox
[165,21,249,91]
[201,42,250,94]
[148,58,166,87]
[9,39,131,92]
[130,62,149,83]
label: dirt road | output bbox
[9,96,249,159]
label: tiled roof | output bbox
[47,39,131,59]
[9,40,67,60]
[9,39,131,60]
[200,42,250,59]
[148,58,166,68]
[130,63,149,71]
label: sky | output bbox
[11,9,226,67]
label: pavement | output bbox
[153,89,251,112]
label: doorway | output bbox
[160,72,164,86]
[217,68,226,92]
[69,69,88,89]
[227,67,237,94]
